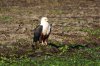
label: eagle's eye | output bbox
[45,19,48,22]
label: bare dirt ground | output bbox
[0,0,100,57]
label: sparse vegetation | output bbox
[0,15,13,23]
[0,46,100,66]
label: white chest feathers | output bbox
[41,22,50,35]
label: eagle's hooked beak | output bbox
[45,18,48,22]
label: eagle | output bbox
[33,17,51,45]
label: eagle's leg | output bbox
[41,40,45,45]
[44,35,49,45]
[44,38,48,45]
[44,41,47,45]
[41,39,47,46]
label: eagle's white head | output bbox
[40,17,48,25]
[40,17,50,35]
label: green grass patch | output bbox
[49,10,63,14]
[0,15,13,23]
[81,28,100,36]
[0,47,100,66]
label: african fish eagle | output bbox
[33,17,51,45]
